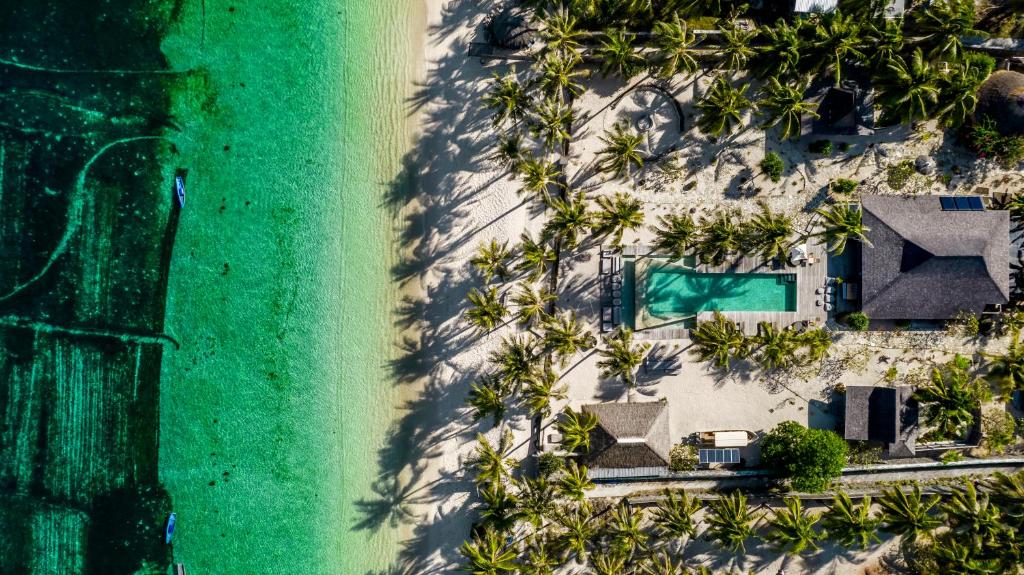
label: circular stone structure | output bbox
[975,70,1024,136]
[488,8,537,50]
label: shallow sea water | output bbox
[158,0,416,573]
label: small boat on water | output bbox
[165,512,177,545]
[174,563,187,575]
[174,175,186,208]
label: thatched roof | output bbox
[488,8,537,50]
[844,386,919,457]
[582,401,671,469]
[975,70,1024,137]
[860,195,1010,320]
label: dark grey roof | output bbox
[860,195,1010,320]
[488,9,537,50]
[582,401,671,469]
[802,80,875,136]
[845,386,919,457]
[975,71,1024,137]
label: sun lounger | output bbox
[612,307,621,325]
[600,257,611,276]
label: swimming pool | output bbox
[644,265,797,318]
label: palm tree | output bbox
[876,48,939,125]
[986,471,1024,530]
[460,527,518,575]
[483,70,531,127]
[985,329,1024,397]
[822,491,881,549]
[864,17,904,72]
[520,536,558,575]
[932,536,1002,574]
[541,191,592,250]
[752,322,801,371]
[696,211,742,265]
[812,12,864,84]
[652,212,697,260]
[757,77,818,140]
[590,550,628,575]
[653,15,699,78]
[650,489,702,548]
[554,502,595,562]
[596,327,651,387]
[539,7,584,56]
[537,52,587,102]
[523,368,567,417]
[691,311,749,369]
[608,503,648,556]
[798,328,833,363]
[914,359,983,438]
[594,192,645,246]
[518,232,556,282]
[466,286,509,333]
[479,482,523,533]
[878,485,942,544]
[754,19,803,80]
[493,132,527,174]
[696,76,751,137]
[718,22,756,71]
[512,283,555,327]
[814,202,871,255]
[706,492,757,553]
[471,239,513,283]
[531,97,574,152]
[598,28,644,79]
[637,551,686,575]
[913,0,980,60]
[936,60,985,128]
[557,459,594,501]
[744,200,794,262]
[765,497,822,555]
[517,476,557,528]
[557,406,598,452]
[518,156,562,203]
[467,373,511,426]
[470,430,518,486]
[942,480,1003,549]
[542,311,596,366]
[489,335,540,391]
[596,122,645,179]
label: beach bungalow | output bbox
[580,401,671,480]
[856,194,1010,323]
[844,385,919,458]
[802,79,875,137]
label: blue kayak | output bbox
[174,175,186,208]
[165,512,176,545]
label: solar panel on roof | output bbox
[967,197,984,210]
[940,197,955,210]
[698,448,740,464]
[940,196,985,211]
[954,197,971,210]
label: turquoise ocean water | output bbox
[158,0,417,572]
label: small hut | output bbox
[975,70,1024,136]
[488,7,538,50]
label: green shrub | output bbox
[762,421,848,492]
[537,452,564,477]
[983,410,1017,454]
[838,141,852,152]
[844,312,870,331]
[940,450,964,464]
[669,444,698,472]
[886,160,916,190]
[884,366,899,383]
[970,116,1024,167]
[760,152,784,182]
[947,310,980,338]
[831,178,858,195]
[848,441,883,465]
[809,139,833,155]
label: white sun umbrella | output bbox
[789,242,809,263]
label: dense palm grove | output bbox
[457,0,1024,572]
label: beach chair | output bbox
[612,307,621,325]
[600,256,611,276]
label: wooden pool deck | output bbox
[623,243,830,340]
